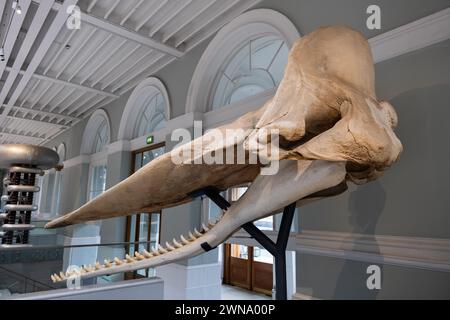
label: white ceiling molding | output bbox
[369,7,450,63]
[118,77,171,141]
[185,8,300,114]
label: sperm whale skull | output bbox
[46,26,402,282]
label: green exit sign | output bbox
[146,135,154,145]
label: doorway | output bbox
[124,143,165,280]
[223,244,273,296]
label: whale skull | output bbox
[46,26,402,282]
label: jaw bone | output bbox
[47,26,403,282]
[51,160,346,282]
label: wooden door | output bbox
[224,244,273,295]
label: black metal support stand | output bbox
[196,187,295,300]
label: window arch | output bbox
[133,91,166,138]
[37,143,65,218]
[93,118,109,153]
[118,77,170,141]
[186,9,300,113]
[81,109,111,155]
[211,36,289,109]
[81,109,111,201]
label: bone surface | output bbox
[47,26,403,282]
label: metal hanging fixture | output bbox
[0,144,59,248]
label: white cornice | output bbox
[228,229,450,272]
[107,140,131,155]
[63,155,91,169]
[369,7,450,63]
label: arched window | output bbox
[93,118,109,153]
[118,77,170,142]
[211,36,289,110]
[133,91,167,138]
[37,143,65,219]
[81,109,111,201]
[186,9,300,113]
[81,109,111,155]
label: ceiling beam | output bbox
[0,1,53,112]
[149,0,193,38]
[79,38,128,84]
[0,0,32,85]
[175,0,241,47]
[0,132,45,143]
[43,29,77,75]
[48,1,184,58]
[91,44,141,88]
[120,0,145,26]
[55,28,98,78]
[135,0,168,32]
[0,0,80,130]
[67,34,114,82]
[104,0,120,20]
[110,52,166,93]
[163,0,217,43]
[101,49,154,91]
[6,67,119,98]
[5,114,68,129]
[87,0,98,13]
[4,104,77,123]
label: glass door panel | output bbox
[125,144,164,279]
[230,244,249,259]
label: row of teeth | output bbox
[51,215,223,283]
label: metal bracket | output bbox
[193,187,295,300]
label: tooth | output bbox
[180,235,190,245]
[83,265,91,272]
[95,262,102,270]
[51,275,56,282]
[135,251,145,260]
[194,228,202,237]
[59,272,66,280]
[142,249,153,258]
[54,274,62,282]
[158,244,168,254]
[208,220,216,228]
[126,254,136,263]
[104,259,112,268]
[173,238,183,248]
[151,247,160,256]
[202,223,210,232]
[114,257,123,265]
[188,231,197,240]
[165,241,175,251]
